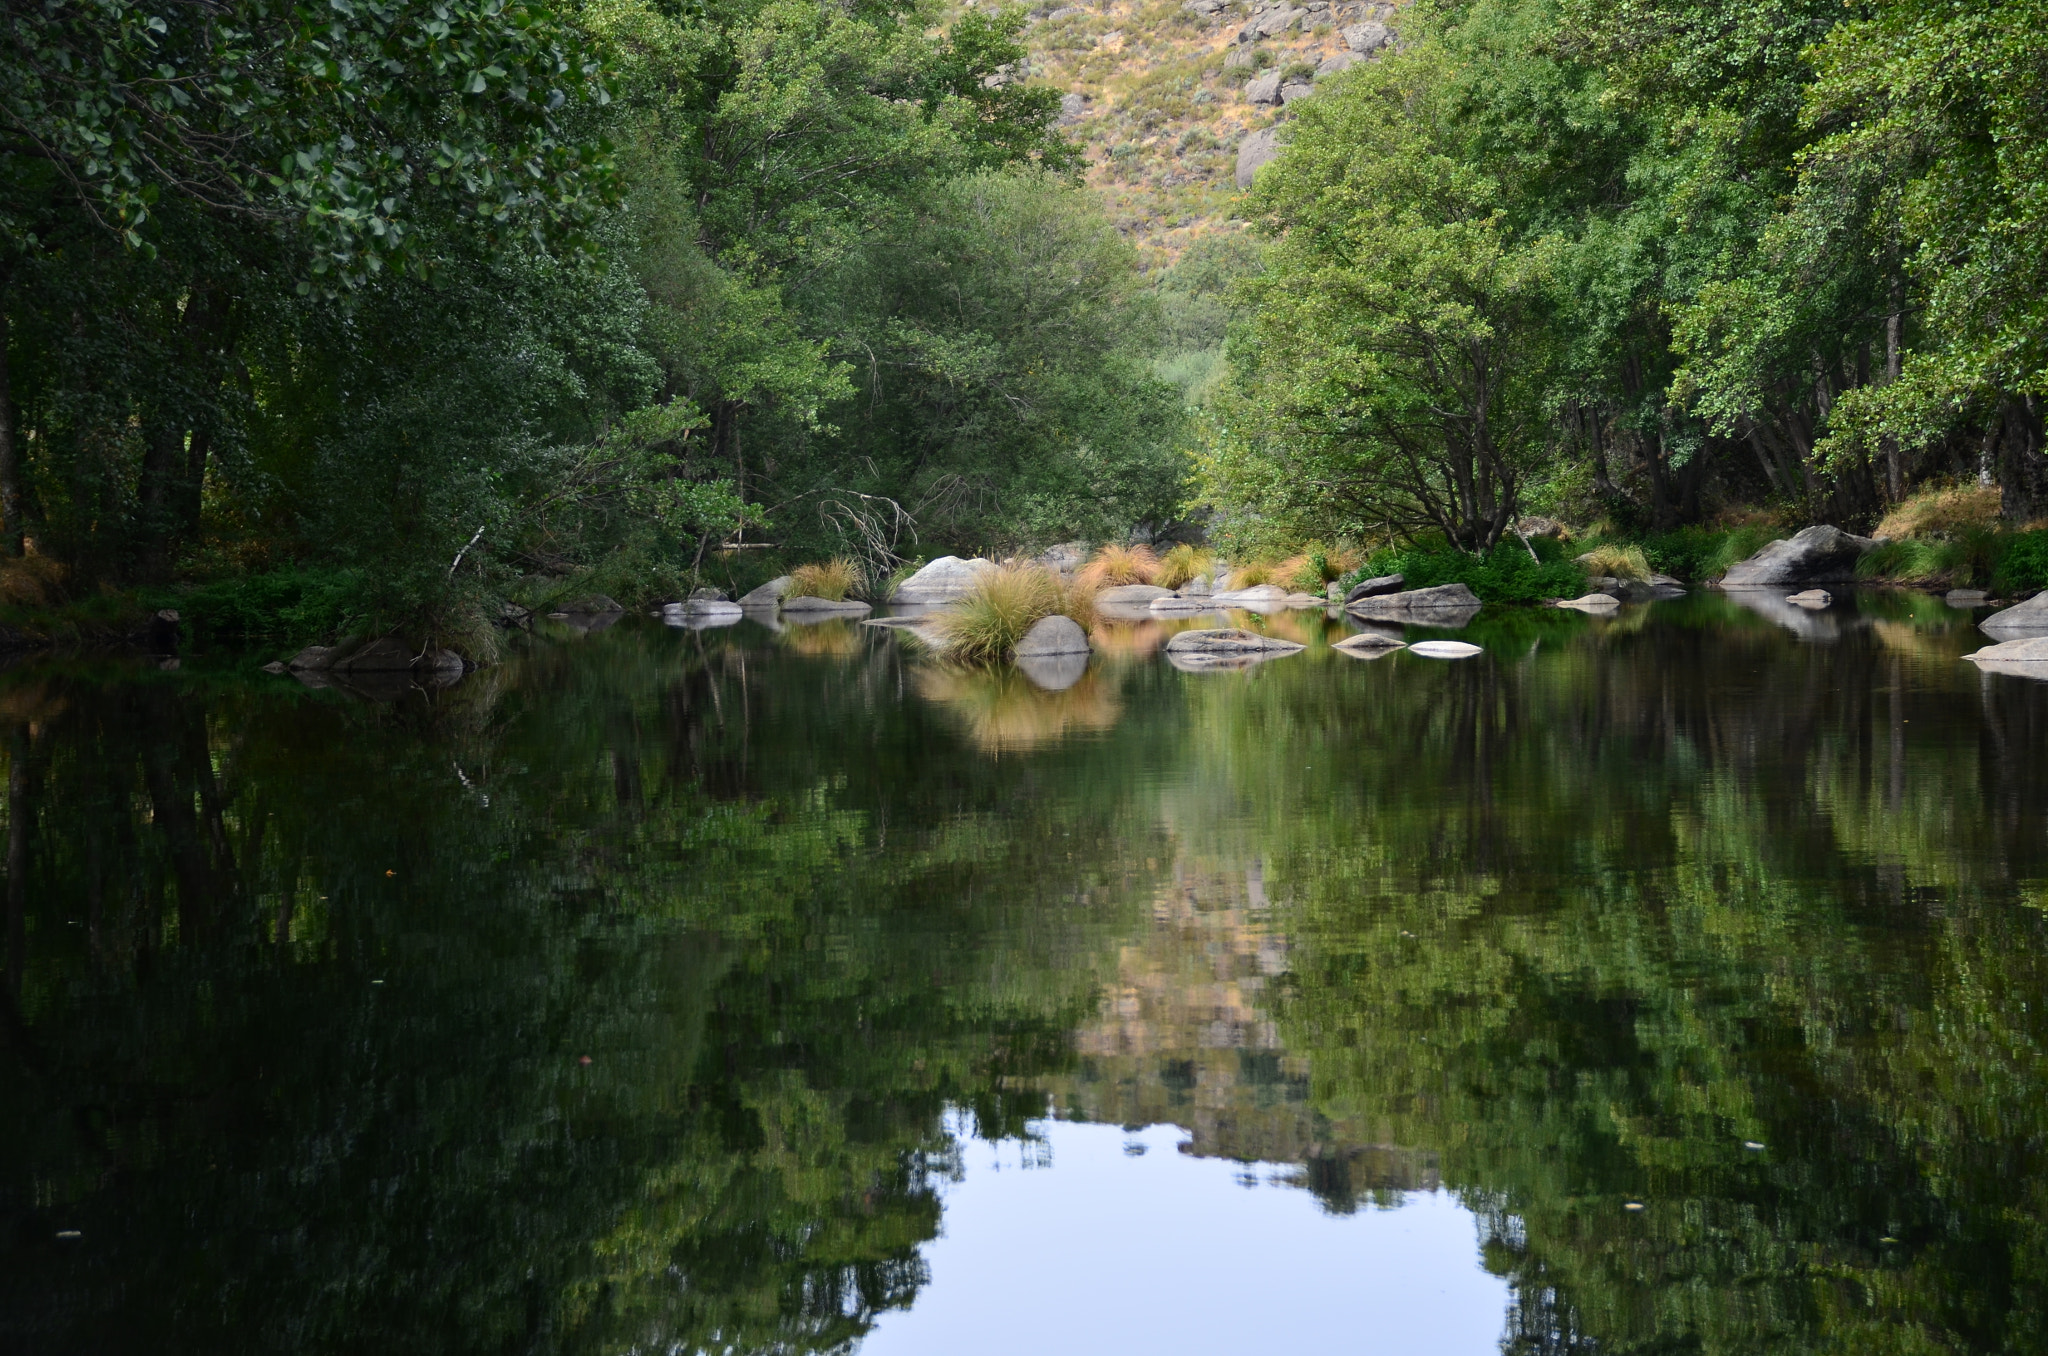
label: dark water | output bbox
[3,591,2046,1355]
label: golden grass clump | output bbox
[786,556,863,601]
[1874,482,2002,541]
[0,547,67,607]
[1153,543,1215,589]
[1078,543,1159,587]
[1224,559,1278,587]
[1274,543,1360,592]
[930,564,1095,664]
[1577,543,1652,582]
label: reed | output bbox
[930,564,1095,663]
[1577,543,1652,582]
[786,556,863,601]
[1078,543,1159,587]
[1154,544,1214,589]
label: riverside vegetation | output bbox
[2,0,2047,662]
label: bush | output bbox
[787,557,863,601]
[1342,537,1583,603]
[176,567,366,646]
[1626,524,1783,582]
[1995,531,2048,594]
[1079,543,1159,587]
[930,565,1097,663]
[1874,482,2002,540]
[1575,543,1651,581]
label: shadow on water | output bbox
[1,593,2047,1353]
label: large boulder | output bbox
[1015,614,1090,657]
[1343,572,1404,604]
[1254,4,1306,35]
[1342,19,1390,49]
[1245,71,1283,105]
[1966,635,2048,663]
[781,596,871,616]
[1315,51,1357,76]
[1210,583,1291,608]
[1346,582,1483,620]
[1719,525,1879,586]
[1981,591,2048,639]
[738,576,791,607]
[1279,80,1315,104]
[558,593,622,615]
[1235,127,1281,187]
[890,556,998,604]
[1164,628,1306,658]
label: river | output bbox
[1,591,2043,1354]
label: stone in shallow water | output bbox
[1982,591,2048,639]
[1164,628,1306,655]
[1720,525,1878,586]
[781,596,871,616]
[1787,589,1832,608]
[1015,614,1090,657]
[739,576,791,606]
[1555,593,1620,612]
[1096,583,1174,604]
[1333,631,1406,657]
[1946,588,1989,607]
[1348,583,1482,620]
[1408,640,1482,659]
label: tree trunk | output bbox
[1883,280,1903,503]
[0,280,20,558]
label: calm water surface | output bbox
[3,592,2045,1354]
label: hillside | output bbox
[996,0,1402,260]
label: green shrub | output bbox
[1995,531,2048,593]
[175,567,366,646]
[1342,536,1583,604]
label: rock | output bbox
[1555,593,1620,612]
[1614,579,1678,603]
[1648,573,1684,588]
[1181,573,1213,596]
[1015,614,1091,657]
[781,596,871,616]
[1585,575,1621,596]
[1342,19,1390,49]
[739,576,792,606]
[1409,640,1483,659]
[1097,583,1174,604]
[663,600,741,626]
[1236,126,1281,187]
[1346,582,1483,619]
[1254,5,1306,34]
[287,643,341,671]
[1946,588,1989,607]
[1224,45,1256,67]
[1315,51,1357,76]
[1333,630,1406,655]
[1966,636,2048,670]
[1326,581,1343,601]
[1150,595,1224,613]
[1981,591,2048,639]
[1285,591,1324,605]
[1787,588,1832,608]
[559,594,623,614]
[689,585,729,602]
[1279,80,1315,103]
[1058,92,1089,126]
[260,660,287,674]
[1719,525,1879,586]
[1164,628,1306,655]
[1245,71,1283,105]
[331,636,419,672]
[1039,541,1088,572]
[891,556,999,603]
[1343,572,1405,604]
[1516,516,1567,540]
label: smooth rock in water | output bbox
[1015,614,1091,657]
[1585,575,1621,597]
[1555,593,1620,612]
[287,643,341,671]
[1150,595,1223,613]
[781,596,871,616]
[1720,525,1879,586]
[1210,584,1290,606]
[1648,573,1684,588]
[1966,636,2048,662]
[739,576,792,606]
[1343,573,1404,604]
[1787,588,1832,608]
[1408,640,1483,659]
[664,600,741,626]
[1285,591,1324,605]
[1017,651,1089,691]
[260,660,288,674]
[1333,631,1406,656]
[331,636,418,672]
[1097,583,1174,604]
[559,594,623,615]
[1245,71,1283,105]
[1946,588,1989,607]
[1347,582,1483,619]
[891,556,999,604]
[1980,591,2048,638]
[1164,628,1306,655]
[1235,127,1280,188]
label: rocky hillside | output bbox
[982,0,1401,261]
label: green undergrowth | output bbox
[1342,537,1585,604]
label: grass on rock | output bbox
[932,565,1099,664]
[786,557,863,601]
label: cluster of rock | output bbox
[271,635,467,695]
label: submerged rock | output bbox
[1015,614,1090,657]
[781,596,871,616]
[1149,595,1223,614]
[1788,589,1833,608]
[1333,631,1406,657]
[559,594,623,615]
[1408,640,1483,659]
[1720,525,1879,586]
[1946,588,1989,608]
[1981,591,2048,639]
[663,600,741,627]
[1555,593,1620,612]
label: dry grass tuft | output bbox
[1153,543,1214,590]
[1224,559,1280,587]
[1578,543,1652,582]
[1875,482,2002,540]
[930,564,1096,664]
[786,556,863,601]
[0,547,67,607]
[1078,543,1159,587]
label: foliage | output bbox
[786,558,864,602]
[1343,534,1585,603]
[1996,532,2048,595]
[1874,481,2005,541]
[1576,542,1651,581]
[1153,543,1215,588]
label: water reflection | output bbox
[0,593,2046,1353]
